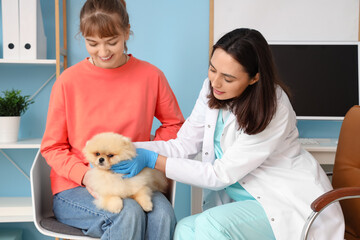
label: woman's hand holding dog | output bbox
[82,170,99,199]
[111,148,158,178]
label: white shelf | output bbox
[0,140,40,223]
[0,139,39,223]
[0,197,33,222]
[0,138,41,149]
[0,59,56,65]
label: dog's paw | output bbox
[134,195,153,212]
[139,200,153,212]
[131,187,154,212]
[106,196,124,213]
[96,196,124,213]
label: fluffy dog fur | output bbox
[83,132,168,213]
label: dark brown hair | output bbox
[79,0,130,51]
[208,28,290,135]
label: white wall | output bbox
[214,0,359,42]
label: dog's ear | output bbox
[119,140,136,160]
[122,149,136,160]
[82,140,91,155]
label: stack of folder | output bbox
[1,0,47,60]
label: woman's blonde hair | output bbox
[80,0,130,51]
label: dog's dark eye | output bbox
[107,154,114,158]
[95,152,100,156]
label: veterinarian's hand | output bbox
[111,148,158,178]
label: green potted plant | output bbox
[0,89,34,143]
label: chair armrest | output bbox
[301,187,360,240]
[311,187,360,212]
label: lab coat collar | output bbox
[207,108,236,128]
[224,113,236,128]
[207,108,218,124]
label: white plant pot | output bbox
[0,116,21,143]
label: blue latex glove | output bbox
[111,148,158,178]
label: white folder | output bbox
[1,0,20,59]
[19,0,47,60]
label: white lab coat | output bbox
[136,78,344,240]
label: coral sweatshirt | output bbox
[41,55,184,195]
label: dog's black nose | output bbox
[99,157,105,164]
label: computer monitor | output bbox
[269,42,360,120]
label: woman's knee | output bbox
[174,216,197,240]
[193,210,232,239]
[101,199,146,239]
[113,198,146,223]
[194,211,216,230]
[146,192,174,223]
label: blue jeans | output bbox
[174,200,275,240]
[53,186,176,240]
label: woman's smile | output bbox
[85,34,129,69]
[99,55,113,61]
[208,48,259,100]
[213,88,225,95]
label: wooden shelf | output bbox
[0,59,56,65]
[0,197,33,222]
[0,138,41,149]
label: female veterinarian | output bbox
[111,28,345,240]
[40,0,184,239]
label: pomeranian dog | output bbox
[82,132,168,213]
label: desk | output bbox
[303,146,337,164]
[300,138,337,165]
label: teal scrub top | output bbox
[214,109,255,202]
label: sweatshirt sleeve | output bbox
[40,79,89,186]
[135,78,209,159]
[153,71,185,141]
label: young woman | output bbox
[40,0,184,239]
[111,28,345,239]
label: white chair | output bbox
[30,149,176,240]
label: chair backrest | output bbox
[30,150,100,239]
[30,150,54,229]
[332,105,360,239]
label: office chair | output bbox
[30,150,175,240]
[301,105,360,240]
